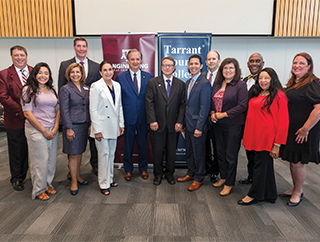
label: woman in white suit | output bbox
[90,60,124,195]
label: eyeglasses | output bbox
[223,67,235,70]
[162,64,175,68]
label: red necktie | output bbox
[20,69,27,84]
[208,73,213,84]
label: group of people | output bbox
[0,38,319,208]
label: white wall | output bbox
[0,37,320,90]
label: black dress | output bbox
[280,79,320,164]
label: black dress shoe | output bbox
[165,175,176,185]
[210,174,219,183]
[92,167,98,176]
[70,189,78,196]
[153,176,162,186]
[13,181,24,191]
[67,172,71,180]
[237,198,259,205]
[239,178,252,184]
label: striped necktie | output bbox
[20,69,27,84]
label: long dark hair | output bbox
[286,52,316,90]
[20,62,58,107]
[250,67,283,109]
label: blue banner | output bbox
[158,33,212,82]
[157,33,212,164]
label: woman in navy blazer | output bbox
[210,58,248,196]
[59,63,90,195]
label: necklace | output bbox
[260,91,269,96]
[39,86,48,90]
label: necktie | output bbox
[20,69,27,84]
[166,79,171,98]
[80,61,86,82]
[188,78,194,98]
[208,73,213,84]
[133,73,138,93]
[247,74,257,80]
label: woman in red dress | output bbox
[238,68,289,205]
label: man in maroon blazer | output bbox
[0,46,32,191]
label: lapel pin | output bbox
[158,84,161,86]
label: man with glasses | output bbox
[146,56,185,186]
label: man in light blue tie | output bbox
[177,54,211,191]
[146,56,185,186]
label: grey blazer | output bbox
[59,81,90,129]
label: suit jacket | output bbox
[58,57,101,90]
[185,74,211,133]
[59,81,90,130]
[89,78,124,139]
[116,69,153,125]
[145,75,185,133]
[211,79,248,125]
[0,64,33,130]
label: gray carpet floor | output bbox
[0,132,320,242]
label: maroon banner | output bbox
[101,33,155,79]
[101,33,155,164]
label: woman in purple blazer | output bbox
[59,63,90,196]
[210,58,248,196]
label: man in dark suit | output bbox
[177,55,211,191]
[0,46,31,191]
[116,49,153,181]
[239,52,264,184]
[58,37,101,176]
[202,50,221,183]
[146,56,185,186]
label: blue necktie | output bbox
[133,73,138,93]
[166,79,171,98]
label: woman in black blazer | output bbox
[59,63,90,196]
[210,58,248,196]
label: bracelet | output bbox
[273,143,280,147]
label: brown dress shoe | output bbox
[188,181,203,191]
[124,172,132,181]
[140,171,149,179]
[213,179,225,187]
[177,175,194,182]
[220,185,233,196]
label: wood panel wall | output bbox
[0,0,73,37]
[274,0,320,37]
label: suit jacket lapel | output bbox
[189,75,200,99]
[69,81,85,98]
[101,80,116,112]
[158,76,168,101]
[167,77,179,104]
[9,65,23,90]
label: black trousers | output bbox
[150,128,179,177]
[205,122,219,175]
[89,137,98,169]
[213,123,242,186]
[6,128,28,183]
[245,149,255,180]
[247,151,277,201]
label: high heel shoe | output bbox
[220,186,233,196]
[237,198,259,205]
[77,180,89,185]
[70,189,78,196]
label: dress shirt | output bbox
[206,69,218,86]
[163,75,173,91]
[246,76,256,91]
[14,65,29,86]
[75,57,88,78]
[130,69,141,93]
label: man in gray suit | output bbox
[58,37,101,176]
[146,56,185,186]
